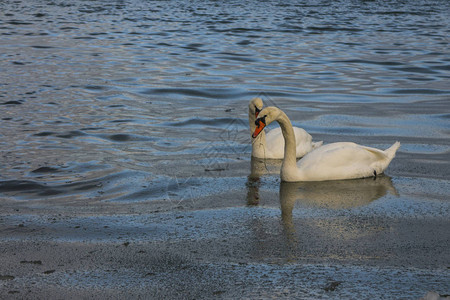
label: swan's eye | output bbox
[254,106,261,117]
[255,115,266,126]
[261,115,267,124]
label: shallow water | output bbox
[1,0,449,298]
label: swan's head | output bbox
[252,106,279,138]
[249,97,264,118]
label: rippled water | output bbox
[1,0,449,204]
[1,0,450,297]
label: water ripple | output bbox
[0,0,449,203]
[142,88,248,99]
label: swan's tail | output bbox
[385,141,401,159]
[312,141,323,149]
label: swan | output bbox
[249,98,322,159]
[252,106,401,182]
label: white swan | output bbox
[252,106,400,182]
[249,98,322,159]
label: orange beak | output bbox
[252,119,266,138]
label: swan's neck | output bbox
[276,111,297,165]
[275,110,303,181]
[249,111,267,157]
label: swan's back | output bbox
[295,142,400,181]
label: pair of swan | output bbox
[249,98,400,182]
[249,98,323,159]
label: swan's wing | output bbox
[266,126,314,156]
[263,127,285,158]
[292,127,314,156]
[266,127,312,145]
[265,126,321,159]
[297,142,390,180]
[292,127,313,144]
[301,143,388,167]
[265,127,284,144]
[359,145,389,160]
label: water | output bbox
[0,0,449,298]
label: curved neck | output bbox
[249,110,266,157]
[275,110,297,169]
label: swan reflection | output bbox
[246,156,282,206]
[245,159,399,262]
[249,156,282,178]
[279,176,398,261]
[280,175,398,212]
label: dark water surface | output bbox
[1,0,449,298]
